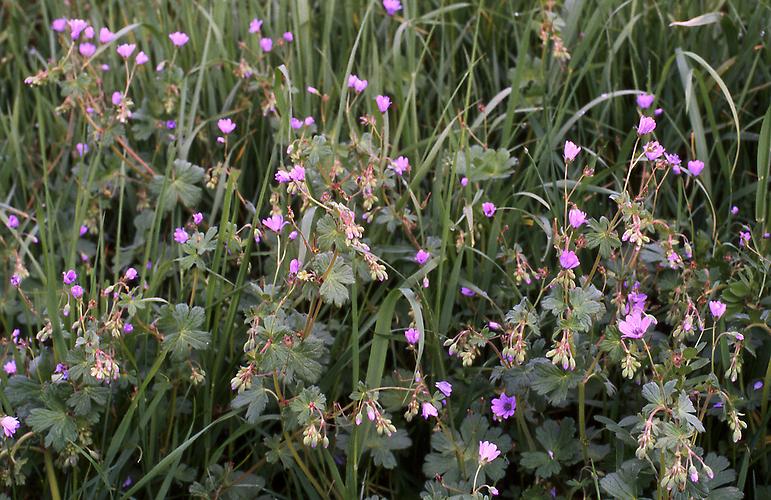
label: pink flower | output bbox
[249,18,263,33]
[70,285,84,299]
[569,208,587,228]
[10,274,21,288]
[99,27,115,43]
[168,32,189,47]
[559,249,580,269]
[116,43,136,59]
[563,140,581,162]
[289,230,299,240]
[383,0,403,16]
[460,177,468,186]
[84,26,94,39]
[290,117,303,129]
[390,156,410,175]
[262,214,288,233]
[79,43,96,57]
[405,327,420,345]
[135,51,149,65]
[666,153,682,174]
[283,32,294,42]
[491,393,516,419]
[739,230,751,247]
[3,360,16,375]
[112,91,123,105]
[655,107,664,116]
[730,206,739,216]
[304,116,315,127]
[174,227,190,244]
[488,321,501,330]
[217,118,236,135]
[636,93,655,109]
[63,269,77,285]
[52,18,67,32]
[375,95,391,113]
[68,19,89,40]
[124,323,134,334]
[76,143,89,157]
[482,202,496,218]
[7,215,19,229]
[460,286,476,297]
[275,170,292,183]
[709,300,726,319]
[643,141,665,161]
[125,267,138,281]
[307,86,320,95]
[415,249,430,265]
[348,75,369,93]
[260,37,273,52]
[637,116,656,135]
[289,258,302,274]
[687,160,704,176]
[193,212,204,225]
[618,311,656,339]
[290,165,305,181]
[421,402,438,419]
[478,441,501,464]
[1,416,20,438]
[436,381,452,397]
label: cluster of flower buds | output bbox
[727,409,746,443]
[661,451,688,492]
[230,363,256,392]
[444,328,483,367]
[90,349,120,382]
[302,421,330,448]
[635,419,656,459]
[354,399,396,436]
[545,330,575,371]
[621,349,641,379]
[502,323,528,365]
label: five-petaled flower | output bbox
[415,249,430,265]
[709,300,726,319]
[376,95,391,113]
[687,160,704,176]
[174,227,190,244]
[217,118,236,135]
[559,249,580,270]
[569,208,587,228]
[116,43,136,59]
[262,214,288,233]
[390,156,410,176]
[168,31,189,47]
[491,393,516,419]
[383,0,403,16]
[404,327,420,345]
[1,416,20,439]
[636,93,654,109]
[637,116,656,135]
[421,402,438,419]
[482,202,496,218]
[563,140,581,162]
[618,311,656,339]
[478,441,501,464]
[436,381,452,398]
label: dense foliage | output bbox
[1,1,770,498]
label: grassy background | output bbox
[1,0,770,497]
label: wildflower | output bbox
[3,360,16,375]
[260,37,273,52]
[125,267,138,281]
[569,208,587,228]
[460,177,469,186]
[637,116,656,135]
[491,393,516,419]
[275,170,292,183]
[7,215,19,229]
[262,214,288,233]
[193,212,204,225]
[390,156,410,175]
[421,402,438,419]
[135,51,149,65]
[404,327,420,345]
[283,32,294,42]
[79,43,96,57]
[627,288,647,313]
[709,300,726,319]
[415,249,430,265]
[289,259,302,275]
[383,0,403,16]
[1,416,20,438]
[123,323,134,334]
[666,153,682,174]
[460,287,476,297]
[687,160,704,176]
[477,441,502,465]
[643,141,665,160]
[84,26,94,39]
[559,249,580,269]
[563,140,581,162]
[289,165,305,181]
[488,321,501,330]
[482,202,496,218]
[63,269,78,285]
[618,311,656,339]
[52,18,67,32]
[655,108,664,116]
[116,43,136,59]
[112,91,123,105]
[54,363,69,382]
[731,206,739,215]
[249,18,263,33]
[99,27,115,43]
[168,31,189,47]
[348,75,369,93]
[217,118,236,135]
[436,381,452,398]
[166,120,176,130]
[375,95,391,113]
[71,285,84,299]
[76,143,89,157]
[290,117,303,129]
[304,116,315,126]
[636,93,655,109]
[754,381,764,390]
[174,227,190,244]
[289,230,299,240]
[739,231,751,247]
[68,19,89,40]
[10,274,21,288]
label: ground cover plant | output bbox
[1,0,770,498]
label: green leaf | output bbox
[367,429,412,470]
[529,360,581,405]
[316,214,346,251]
[67,386,111,416]
[26,408,78,450]
[150,159,205,212]
[314,252,355,306]
[231,384,269,424]
[520,451,562,478]
[586,216,621,258]
[159,303,211,359]
[520,418,582,478]
[601,460,646,499]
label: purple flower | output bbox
[390,156,410,176]
[739,231,751,247]
[290,117,303,130]
[168,32,190,47]
[3,360,16,375]
[709,300,726,319]
[618,311,656,339]
[174,227,190,244]
[62,269,78,285]
[275,170,292,183]
[460,287,476,297]
[636,93,655,109]
[289,165,305,181]
[116,43,136,59]
[491,393,516,419]
[730,206,739,216]
[68,19,89,40]
[135,51,149,65]
[460,177,469,186]
[637,116,656,135]
[123,322,134,334]
[289,230,298,240]
[436,381,452,398]
[70,285,84,299]
[569,208,587,228]
[655,107,664,116]
[375,95,391,113]
[10,274,21,288]
[249,18,263,33]
[217,118,236,135]
[404,327,420,345]
[563,140,581,162]
[687,160,704,176]
[479,441,501,464]
[112,91,123,105]
[7,215,19,229]
[125,267,138,281]
[262,214,288,233]
[488,321,501,330]
[482,202,496,218]
[79,43,96,57]
[76,143,89,157]
[260,37,273,52]
[666,153,682,174]
[304,116,315,127]
[643,141,665,161]
[415,249,430,265]
[289,258,302,274]
[421,402,438,419]
[52,18,67,32]
[283,32,294,42]
[627,290,647,314]
[348,75,369,93]
[54,363,69,380]
[99,27,115,43]
[754,381,764,390]
[166,120,176,130]
[193,212,203,225]
[559,249,580,270]
[383,0,403,16]
[1,416,20,438]
[84,26,94,39]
